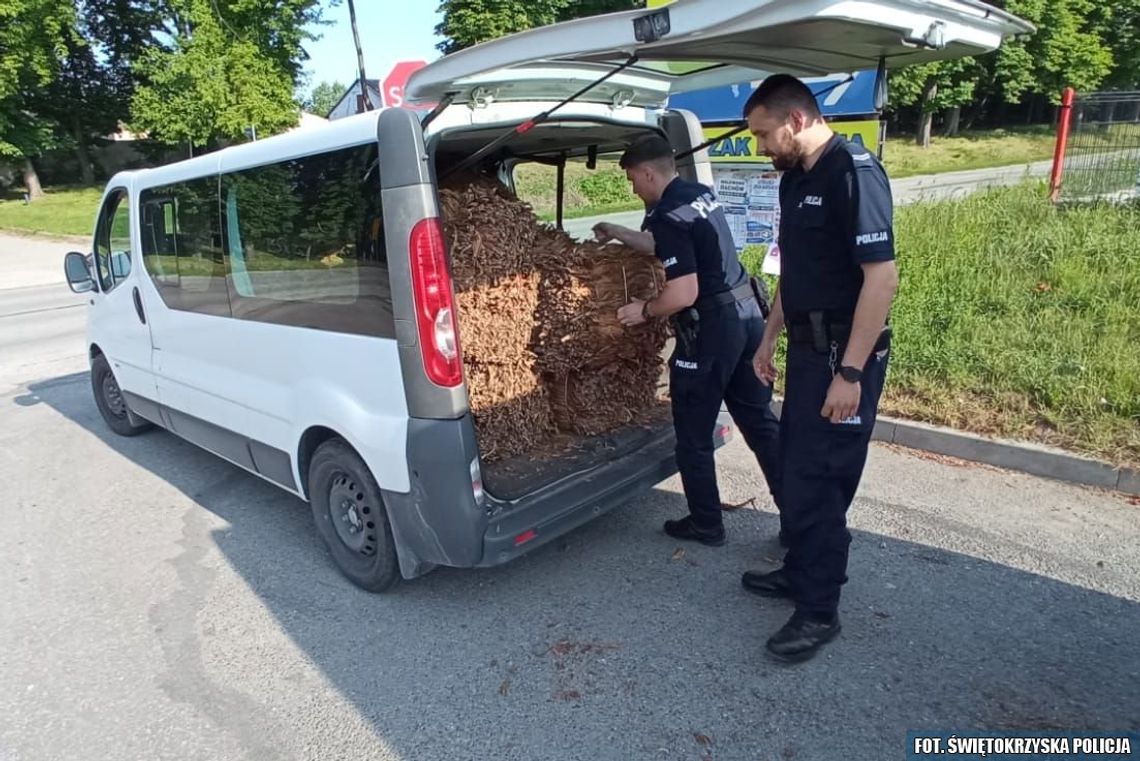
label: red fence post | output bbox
[1050,87,1076,202]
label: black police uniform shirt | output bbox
[777,134,895,322]
[641,177,748,300]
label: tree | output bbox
[305,81,347,117]
[0,0,76,198]
[889,59,979,146]
[989,0,1113,102]
[1092,0,1140,90]
[50,0,166,185]
[435,0,644,55]
[887,0,1116,139]
[32,17,134,186]
[131,0,326,148]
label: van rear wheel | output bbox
[91,354,152,437]
[309,439,399,592]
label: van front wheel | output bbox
[91,354,152,437]
[309,439,399,592]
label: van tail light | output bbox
[409,217,463,388]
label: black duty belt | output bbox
[787,321,851,345]
[696,280,755,311]
[787,315,891,354]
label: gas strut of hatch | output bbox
[674,73,857,162]
[441,55,640,182]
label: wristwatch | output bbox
[641,300,653,320]
[838,365,863,383]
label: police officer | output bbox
[739,75,898,662]
[594,135,782,547]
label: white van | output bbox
[64,0,1031,591]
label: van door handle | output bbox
[132,286,147,325]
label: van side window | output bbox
[93,189,132,292]
[139,177,231,316]
[220,143,394,338]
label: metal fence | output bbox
[1053,90,1140,203]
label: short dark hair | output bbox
[742,74,822,121]
[619,134,675,171]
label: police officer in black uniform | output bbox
[594,135,782,547]
[738,75,898,662]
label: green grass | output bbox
[881,125,1138,179]
[853,183,1139,467]
[514,162,639,221]
[881,128,1058,178]
[0,186,102,238]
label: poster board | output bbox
[711,164,782,275]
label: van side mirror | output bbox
[64,251,95,293]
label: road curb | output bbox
[763,400,1138,496]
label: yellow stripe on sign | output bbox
[701,120,881,163]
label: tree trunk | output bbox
[963,95,989,131]
[916,80,937,148]
[23,157,44,200]
[74,122,95,186]
[944,105,962,137]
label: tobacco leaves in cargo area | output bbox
[439,173,668,463]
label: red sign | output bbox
[382,60,426,108]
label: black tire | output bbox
[91,354,152,437]
[309,439,400,592]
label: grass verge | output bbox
[0,186,102,238]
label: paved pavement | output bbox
[0,232,81,290]
[1,233,1138,761]
[0,284,88,396]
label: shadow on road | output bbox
[16,371,1140,760]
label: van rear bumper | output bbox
[383,413,734,579]
[479,414,734,567]
[476,425,683,568]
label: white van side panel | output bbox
[146,302,410,494]
[127,112,411,497]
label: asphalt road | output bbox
[1,228,1138,761]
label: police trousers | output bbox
[780,336,890,616]
[669,300,782,530]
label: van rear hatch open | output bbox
[406,0,1034,109]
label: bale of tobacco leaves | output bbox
[531,230,667,376]
[440,178,554,462]
[439,174,668,461]
[547,361,665,437]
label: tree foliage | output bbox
[0,0,75,158]
[130,0,325,147]
[305,80,347,117]
[434,0,644,54]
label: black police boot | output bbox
[740,567,793,598]
[663,516,726,547]
[765,611,842,663]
